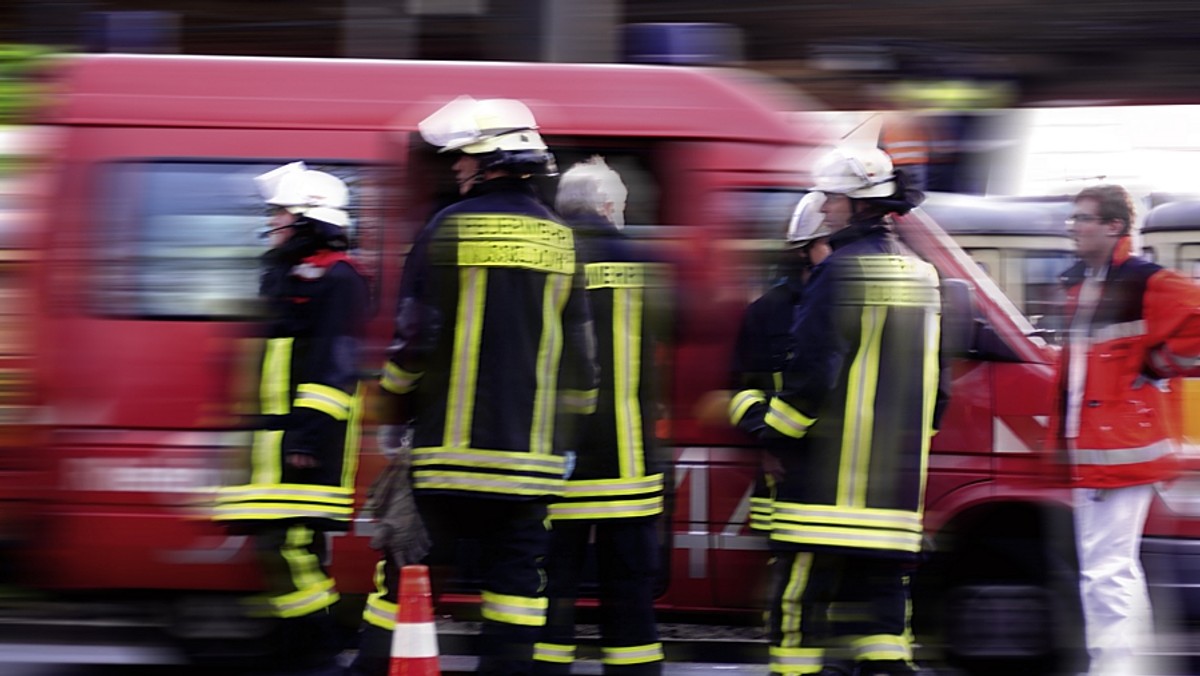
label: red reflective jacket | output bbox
[1050,237,1200,488]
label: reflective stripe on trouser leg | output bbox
[251,524,339,619]
[597,518,664,675]
[349,559,400,676]
[476,499,552,676]
[535,521,589,676]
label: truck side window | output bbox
[91,161,379,319]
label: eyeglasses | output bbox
[1065,213,1106,226]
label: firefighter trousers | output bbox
[534,517,664,676]
[249,523,344,669]
[766,549,915,675]
[349,495,552,676]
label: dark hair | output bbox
[1075,184,1135,235]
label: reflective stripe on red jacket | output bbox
[1052,236,1200,488]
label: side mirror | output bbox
[940,278,978,358]
[941,277,1022,362]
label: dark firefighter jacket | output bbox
[215,245,370,531]
[733,220,950,560]
[550,212,670,522]
[728,272,804,532]
[381,178,599,500]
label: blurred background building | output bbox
[0,0,1198,108]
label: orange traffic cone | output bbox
[389,564,440,676]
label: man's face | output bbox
[1068,197,1121,263]
[820,192,854,232]
[452,154,482,195]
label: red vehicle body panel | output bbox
[10,55,1199,632]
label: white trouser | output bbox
[1072,483,1155,676]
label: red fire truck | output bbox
[5,54,1197,672]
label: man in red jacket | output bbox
[1055,184,1200,675]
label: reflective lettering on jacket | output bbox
[382,183,598,500]
[550,218,671,521]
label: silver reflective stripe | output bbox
[413,472,562,494]
[771,503,922,532]
[602,643,664,665]
[213,505,352,519]
[216,484,353,503]
[548,497,663,518]
[769,524,922,551]
[413,448,564,472]
[560,474,664,497]
[1091,319,1146,343]
[1071,439,1175,466]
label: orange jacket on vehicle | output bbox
[1051,236,1200,488]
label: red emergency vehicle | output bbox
[6,54,1198,671]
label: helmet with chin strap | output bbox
[418,96,558,176]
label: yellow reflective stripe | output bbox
[614,286,645,477]
[559,388,598,415]
[216,483,354,504]
[250,429,283,485]
[480,591,547,627]
[531,274,570,455]
[781,553,812,648]
[533,642,576,664]
[601,643,663,665]
[773,371,783,392]
[559,474,664,497]
[412,470,563,497]
[381,361,423,394]
[585,262,655,289]
[261,338,293,416]
[270,578,339,618]
[729,389,767,426]
[771,504,922,533]
[412,447,565,475]
[363,561,397,630]
[252,338,292,485]
[919,311,939,508]
[341,383,364,490]
[294,383,352,421]
[548,496,664,520]
[450,214,576,273]
[272,525,338,618]
[446,268,486,449]
[765,397,815,439]
[841,305,885,507]
[769,523,923,553]
[851,634,912,661]
[769,645,824,674]
[750,496,773,530]
[212,503,354,520]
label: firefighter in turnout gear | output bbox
[213,162,369,673]
[533,157,672,676]
[348,97,599,676]
[732,146,950,676]
[731,191,833,536]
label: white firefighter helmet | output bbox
[812,145,897,199]
[254,161,351,227]
[418,95,549,156]
[786,191,830,247]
